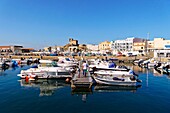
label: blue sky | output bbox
[0,0,170,49]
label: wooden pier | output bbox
[71,72,93,89]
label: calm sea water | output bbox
[0,65,170,113]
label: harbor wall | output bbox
[3,55,170,63]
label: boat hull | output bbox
[93,76,137,86]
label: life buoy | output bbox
[122,74,125,78]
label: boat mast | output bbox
[146,32,150,57]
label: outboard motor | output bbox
[2,62,10,69]
[109,62,116,68]
[34,58,40,64]
[138,60,144,67]
[144,62,149,68]
[129,70,138,77]
[163,64,170,74]
[154,62,161,69]
[27,60,32,65]
[12,60,18,67]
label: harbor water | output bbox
[0,65,170,113]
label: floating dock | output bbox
[71,72,93,89]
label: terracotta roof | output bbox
[133,44,145,46]
[0,46,11,48]
[21,48,34,50]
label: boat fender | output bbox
[130,76,136,80]
[25,75,29,81]
[18,60,21,65]
[122,74,125,78]
[65,78,70,82]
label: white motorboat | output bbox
[17,66,72,79]
[140,58,158,68]
[93,74,141,86]
[89,61,130,72]
[38,60,74,71]
[57,57,78,67]
[39,59,78,68]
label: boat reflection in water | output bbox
[94,84,141,93]
[19,79,69,96]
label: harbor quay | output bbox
[6,55,169,63]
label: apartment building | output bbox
[133,41,147,54]
[98,41,111,50]
[111,37,145,54]
[152,38,170,57]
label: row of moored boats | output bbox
[15,57,142,87]
[133,58,170,74]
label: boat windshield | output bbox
[51,61,59,67]
[65,58,70,61]
[39,62,59,67]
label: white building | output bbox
[111,37,146,54]
[150,38,170,58]
[86,44,99,52]
[154,49,170,58]
[154,44,170,58]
